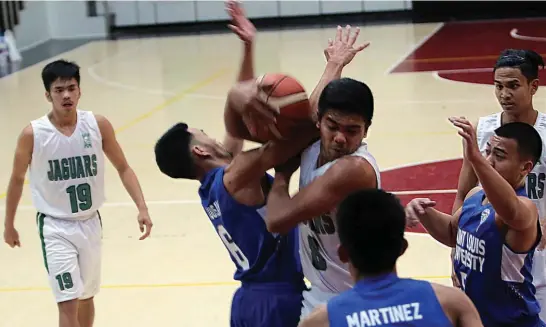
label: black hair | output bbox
[495,122,543,166]
[317,77,374,127]
[154,122,197,179]
[494,49,545,81]
[337,189,406,275]
[41,59,81,91]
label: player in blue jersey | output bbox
[406,119,545,326]
[297,188,483,327]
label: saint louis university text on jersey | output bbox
[345,302,423,327]
[454,228,486,273]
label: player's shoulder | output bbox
[431,282,483,326]
[329,155,377,185]
[430,282,469,313]
[476,112,500,130]
[21,123,34,137]
[464,186,483,201]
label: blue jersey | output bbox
[327,273,452,327]
[454,187,543,327]
[198,166,304,287]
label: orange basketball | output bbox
[254,73,312,141]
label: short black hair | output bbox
[494,49,545,81]
[337,189,406,275]
[317,78,374,127]
[154,122,197,179]
[495,122,543,167]
[41,59,81,91]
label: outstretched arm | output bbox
[452,122,479,214]
[406,198,463,247]
[223,0,256,156]
[450,117,538,231]
[266,156,377,234]
[96,115,153,240]
[309,25,369,122]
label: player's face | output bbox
[188,128,232,160]
[46,78,81,115]
[318,109,367,162]
[494,67,538,113]
[485,135,533,187]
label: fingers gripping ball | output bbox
[255,73,312,141]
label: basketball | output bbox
[254,73,312,141]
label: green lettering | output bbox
[91,154,97,176]
[47,160,54,181]
[75,157,85,178]
[53,160,62,181]
[61,158,70,180]
[83,155,92,177]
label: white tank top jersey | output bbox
[476,111,546,288]
[298,140,381,294]
[29,110,106,220]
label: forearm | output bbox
[470,155,520,220]
[223,43,255,155]
[237,43,254,82]
[309,62,343,122]
[452,159,478,214]
[4,177,24,227]
[420,208,458,247]
[118,167,148,212]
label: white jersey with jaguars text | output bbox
[298,140,381,295]
[476,111,546,297]
[29,110,106,220]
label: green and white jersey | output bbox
[29,110,105,219]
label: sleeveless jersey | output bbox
[29,110,105,219]
[477,112,546,289]
[327,273,453,327]
[298,140,381,293]
[198,166,305,288]
[454,187,543,326]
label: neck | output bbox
[49,110,77,127]
[196,158,231,182]
[355,269,397,282]
[501,108,538,125]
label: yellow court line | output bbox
[0,276,451,293]
[0,68,229,200]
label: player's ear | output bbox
[45,91,52,103]
[191,145,211,159]
[530,78,539,95]
[522,160,534,177]
[400,238,408,257]
[337,243,349,263]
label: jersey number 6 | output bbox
[217,225,250,270]
[308,235,327,271]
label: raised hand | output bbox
[405,198,437,228]
[449,117,481,162]
[324,25,370,66]
[226,0,256,44]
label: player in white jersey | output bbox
[3,60,153,327]
[266,77,380,319]
[452,49,546,320]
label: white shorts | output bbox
[36,211,102,303]
[532,249,546,321]
[300,286,337,319]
